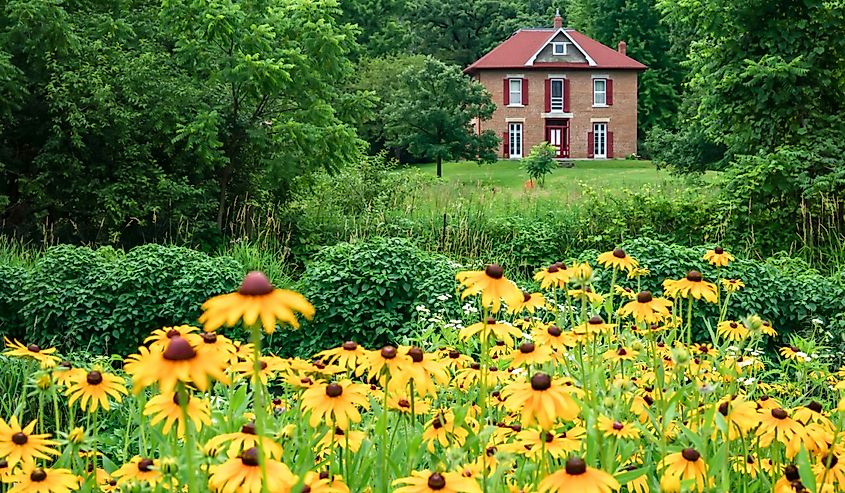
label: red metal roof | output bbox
[465,29,646,73]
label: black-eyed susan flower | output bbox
[504,428,583,460]
[614,285,637,300]
[65,369,127,413]
[3,339,60,366]
[715,397,760,440]
[717,320,749,342]
[533,263,572,290]
[394,346,450,397]
[207,448,298,493]
[508,291,546,314]
[772,464,803,493]
[459,318,522,346]
[757,408,804,447]
[456,264,523,313]
[300,380,370,430]
[439,349,474,370]
[500,373,580,429]
[659,448,708,492]
[356,345,419,384]
[720,278,745,293]
[6,466,78,493]
[538,457,620,493]
[301,471,350,493]
[421,411,469,453]
[393,470,481,493]
[316,427,366,454]
[124,335,229,393]
[597,248,638,273]
[618,291,672,324]
[568,288,603,305]
[145,325,201,350]
[508,342,553,368]
[195,331,237,361]
[779,345,809,362]
[597,416,640,440]
[143,391,211,437]
[112,457,162,486]
[231,355,285,385]
[602,346,638,363]
[662,271,718,304]
[200,271,315,333]
[703,246,734,267]
[205,422,284,459]
[730,454,761,478]
[531,324,568,350]
[0,417,59,469]
[315,341,368,372]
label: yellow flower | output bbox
[421,411,469,453]
[597,416,640,440]
[717,320,749,342]
[714,397,760,440]
[65,369,127,413]
[315,341,368,371]
[597,248,639,272]
[703,247,734,267]
[205,422,284,459]
[392,346,450,397]
[508,291,546,314]
[316,427,366,454]
[538,457,620,493]
[6,466,79,493]
[568,288,603,305]
[757,408,805,447]
[393,470,481,493]
[300,380,371,430]
[533,263,573,290]
[143,391,212,438]
[500,373,581,429]
[200,271,315,333]
[602,346,638,363]
[3,338,60,366]
[659,448,708,492]
[720,278,745,292]
[125,335,229,393]
[112,457,162,486]
[207,448,298,493]
[508,342,553,368]
[459,318,523,346]
[662,271,718,303]
[618,291,672,323]
[0,417,59,469]
[456,264,523,313]
[302,471,350,493]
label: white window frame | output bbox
[552,42,568,56]
[593,122,607,158]
[508,122,523,159]
[508,79,523,107]
[550,78,564,112]
[593,78,607,107]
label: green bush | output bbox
[17,244,243,354]
[292,237,460,355]
[521,143,557,186]
[0,263,27,340]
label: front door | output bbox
[546,125,569,158]
[508,122,523,159]
[593,122,607,159]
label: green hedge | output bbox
[1,244,243,355]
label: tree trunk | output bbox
[216,165,233,231]
[436,157,442,178]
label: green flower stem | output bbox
[177,383,198,493]
[380,370,391,493]
[249,324,270,493]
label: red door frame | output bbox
[545,120,570,158]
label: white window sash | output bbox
[509,79,522,105]
[550,79,564,111]
[593,79,607,106]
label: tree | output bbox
[522,143,557,186]
[384,57,499,177]
[569,0,685,135]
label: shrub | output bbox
[292,237,460,355]
[0,263,27,340]
[521,143,557,186]
[17,244,243,354]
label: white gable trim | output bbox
[524,29,596,67]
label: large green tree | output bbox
[384,57,499,177]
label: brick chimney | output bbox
[553,8,563,29]
[617,40,627,55]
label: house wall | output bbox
[475,69,638,159]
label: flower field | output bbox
[1,247,842,493]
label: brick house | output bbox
[465,12,646,159]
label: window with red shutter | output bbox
[522,78,529,105]
[607,131,614,158]
[563,79,570,113]
[607,79,614,106]
[502,131,508,157]
[587,131,594,158]
[503,79,509,106]
[544,79,551,113]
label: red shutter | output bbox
[544,79,551,113]
[607,79,614,106]
[503,79,509,106]
[607,131,614,158]
[587,132,594,158]
[522,78,529,105]
[563,79,570,113]
[502,131,509,157]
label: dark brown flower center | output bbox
[714,247,724,254]
[201,332,217,344]
[616,347,627,356]
[588,315,604,325]
[530,373,551,391]
[784,464,800,481]
[59,361,72,368]
[612,421,624,431]
[682,448,701,462]
[522,291,532,302]
[11,432,27,445]
[166,329,181,338]
[825,454,839,469]
[29,468,47,482]
[427,473,447,490]
[791,346,800,352]
[432,417,443,429]
[241,448,260,467]
[771,408,788,420]
[0,459,7,468]
[300,377,313,385]
[448,350,460,359]
[407,347,424,363]
[241,422,257,435]
[398,399,410,408]
[718,401,729,416]
[548,264,560,273]
[729,322,738,328]
[470,363,481,370]
[86,371,103,385]
[612,248,626,259]
[325,383,343,398]
[27,344,40,353]
[565,457,587,475]
[495,339,505,346]
[163,336,196,361]
[808,401,823,413]
[686,271,703,282]
[342,341,358,351]
[548,325,562,336]
[637,291,653,303]
[238,272,274,296]
[138,458,155,472]
[485,264,504,279]
[519,342,535,354]
[380,346,397,359]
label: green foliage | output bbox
[294,237,460,355]
[521,143,557,186]
[645,125,726,173]
[13,244,243,355]
[384,57,499,176]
